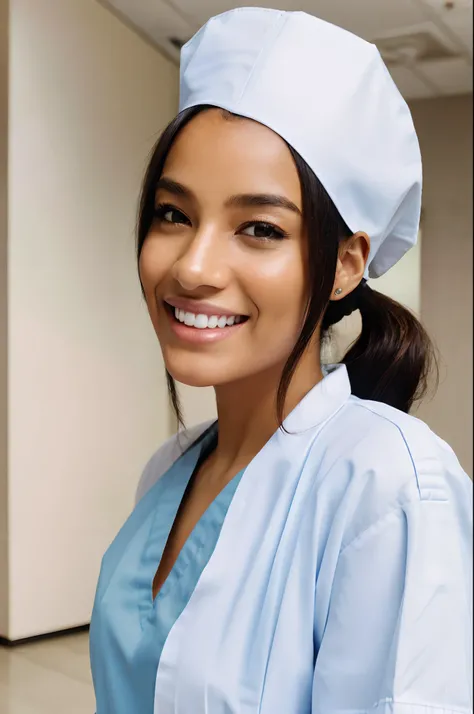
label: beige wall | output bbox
[3,0,178,640]
[178,383,217,429]
[411,95,473,476]
[0,0,9,638]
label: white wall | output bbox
[178,383,217,429]
[3,0,178,640]
[0,0,9,639]
[411,95,473,476]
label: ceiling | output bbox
[100,0,473,99]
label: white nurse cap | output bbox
[179,7,422,279]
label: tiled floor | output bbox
[0,632,95,713]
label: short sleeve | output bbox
[312,493,473,714]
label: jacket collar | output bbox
[283,364,351,434]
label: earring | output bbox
[334,288,343,296]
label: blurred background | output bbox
[0,0,472,711]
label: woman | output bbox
[90,8,472,714]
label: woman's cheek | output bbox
[138,241,154,289]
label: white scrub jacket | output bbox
[90,365,473,714]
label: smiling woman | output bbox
[139,109,321,404]
[89,8,472,714]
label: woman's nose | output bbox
[171,228,230,292]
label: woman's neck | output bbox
[210,353,323,474]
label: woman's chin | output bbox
[162,347,256,389]
[172,371,216,388]
[164,358,220,388]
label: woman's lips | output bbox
[164,301,248,344]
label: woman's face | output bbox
[139,109,309,388]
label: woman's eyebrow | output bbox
[155,177,301,216]
[155,177,193,199]
[226,193,302,216]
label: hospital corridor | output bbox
[0,0,472,712]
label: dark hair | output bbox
[137,106,437,425]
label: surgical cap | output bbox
[179,7,422,279]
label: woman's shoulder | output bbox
[314,395,471,545]
[341,395,468,495]
[135,420,215,504]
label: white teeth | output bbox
[171,305,244,329]
[194,314,208,329]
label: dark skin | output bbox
[140,110,370,599]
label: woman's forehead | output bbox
[161,109,302,205]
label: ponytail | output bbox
[324,281,437,413]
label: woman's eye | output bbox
[155,204,190,226]
[241,222,287,240]
[164,209,187,224]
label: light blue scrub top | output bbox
[90,366,473,714]
[90,423,243,713]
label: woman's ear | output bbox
[332,232,370,300]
